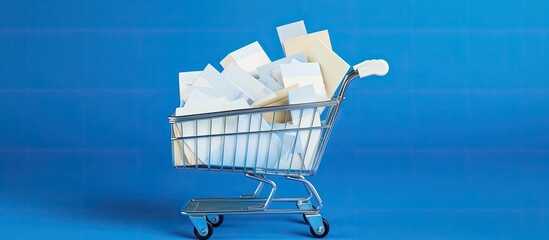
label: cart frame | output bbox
[168,60,388,239]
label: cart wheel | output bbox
[193,221,213,240]
[207,215,224,227]
[309,218,329,238]
[302,214,309,224]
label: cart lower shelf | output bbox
[183,198,321,214]
[179,173,330,239]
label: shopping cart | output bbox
[168,59,389,239]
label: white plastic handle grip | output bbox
[352,59,389,78]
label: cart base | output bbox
[180,173,329,239]
[182,198,319,215]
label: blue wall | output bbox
[1,1,548,239]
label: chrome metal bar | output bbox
[175,164,315,173]
[237,173,313,202]
[275,110,291,171]
[308,70,360,175]
[300,106,319,173]
[243,114,251,171]
[286,108,304,172]
[194,120,198,170]
[336,69,359,102]
[293,175,313,202]
[240,181,264,198]
[207,118,212,170]
[220,116,227,169]
[197,197,312,202]
[245,173,277,210]
[169,100,337,123]
[286,175,323,210]
[253,113,262,172]
[171,125,330,141]
[263,112,276,170]
[184,208,320,215]
[232,115,240,171]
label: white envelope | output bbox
[280,62,327,98]
[259,75,283,92]
[222,63,273,102]
[176,89,233,165]
[282,30,332,55]
[257,52,307,85]
[276,20,307,45]
[270,122,298,164]
[191,64,242,101]
[172,123,204,167]
[287,84,323,171]
[220,41,271,78]
[178,71,201,106]
[176,95,284,169]
[222,111,283,169]
[288,84,321,130]
[278,152,306,171]
[289,58,303,64]
[178,89,228,115]
[284,35,350,98]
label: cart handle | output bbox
[353,59,389,78]
[335,59,389,101]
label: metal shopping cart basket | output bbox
[168,59,389,239]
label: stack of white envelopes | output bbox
[173,21,350,171]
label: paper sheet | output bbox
[253,84,299,107]
[282,30,332,55]
[257,52,307,85]
[220,41,271,78]
[172,123,204,166]
[176,89,234,165]
[224,113,283,169]
[175,96,285,169]
[283,35,349,98]
[280,62,327,97]
[178,71,201,106]
[259,75,283,92]
[191,64,242,101]
[172,22,352,171]
[222,63,273,102]
[276,20,307,45]
[286,84,323,170]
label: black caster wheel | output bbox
[193,221,213,240]
[207,215,224,227]
[309,218,330,238]
[303,214,309,224]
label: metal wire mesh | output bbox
[169,100,339,176]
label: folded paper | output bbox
[172,20,354,171]
[178,71,201,106]
[284,34,349,98]
[259,75,283,92]
[257,52,307,85]
[282,30,332,56]
[280,62,327,97]
[220,41,271,78]
[172,123,204,166]
[192,64,242,101]
[287,84,323,170]
[276,20,307,45]
[222,63,273,102]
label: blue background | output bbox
[1,0,548,239]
